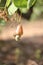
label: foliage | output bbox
[0,0,36,15]
[0,0,6,8]
[31,0,43,20]
[12,0,28,8]
[0,0,43,22]
[0,18,6,25]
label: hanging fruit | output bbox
[14,24,23,41]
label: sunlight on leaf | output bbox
[8,3,18,15]
[6,0,11,7]
[12,0,28,8]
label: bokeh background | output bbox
[0,0,43,65]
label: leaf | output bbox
[0,0,6,7]
[27,0,36,8]
[8,3,18,15]
[30,0,36,6]
[12,0,28,8]
[20,8,29,14]
[19,0,36,13]
[19,0,36,14]
[0,18,6,26]
[6,0,11,7]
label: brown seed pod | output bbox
[16,24,23,37]
[14,24,23,41]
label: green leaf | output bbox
[30,0,36,6]
[19,0,36,14]
[8,3,18,15]
[27,0,36,8]
[20,8,29,14]
[0,0,6,7]
[6,0,11,7]
[0,18,6,26]
[12,0,28,8]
